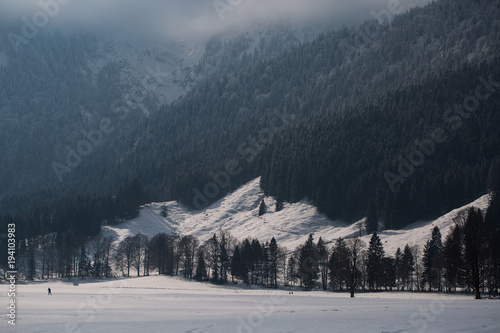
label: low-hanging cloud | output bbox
[0,0,433,40]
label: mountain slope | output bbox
[103,177,490,255]
[0,21,324,214]
[86,37,204,106]
[1,0,498,232]
[94,0,500,220]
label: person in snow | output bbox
[48,287,52,295]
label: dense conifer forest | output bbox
[0,0,499,275]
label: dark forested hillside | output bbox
[0,30,147,212]
[0,31,98,199]
[1,0,499,233]
[97,0,499,219]
[261,59,500,227]
[0,22,324,215]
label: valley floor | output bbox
[1,276,500,333]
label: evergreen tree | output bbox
[487,157,500,193]
[195,250,207,281]
[456,207,487,299]
[160,205,168,218]
[269,237,280,288]
[443,225,463,292]
[402,244,415,291]
[422,227,443,291]
[115,180,148,220]
[78,246,89,278]
[365,200,378,234]
[275,199,284,212]
[487,192,500,229]
[432,227,444,291]
[240,239,252,284]
[249,239,262,284]
[27,245,36,281]
[231,245,241,282]
[422,240,433,290]
[366,232,385,290]
[381,257,396,290]
[298,234,319,289]
[487,229,500,297]
[329,237,350,291]
[394,247,403,286]
[259,199,267,216]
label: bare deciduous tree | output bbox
[132,234,149,276]
[348,237,366,298]
[115,236,136,276]
[177,235,199,279]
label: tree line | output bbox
[6,189,499,299]
[0,179,148,270]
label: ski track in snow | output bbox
[102,177,490,256]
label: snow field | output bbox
[1,276,500,333]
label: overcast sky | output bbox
[0,0,433,40]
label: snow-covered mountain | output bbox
[86,36,204,106]
[85,21,326,108]
[103,177,490,255]
[0,21,330,211]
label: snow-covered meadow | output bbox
[2,276,500,333]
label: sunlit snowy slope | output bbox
[103,177,490,255]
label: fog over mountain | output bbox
[1,0,433,40]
